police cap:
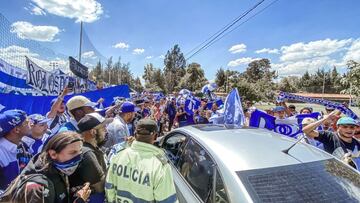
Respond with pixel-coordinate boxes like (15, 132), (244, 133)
(136, 119), (157, 135)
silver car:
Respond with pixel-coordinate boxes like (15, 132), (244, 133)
(159, 124), (360, 203)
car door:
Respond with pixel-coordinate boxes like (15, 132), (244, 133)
(161, 132), (198, 203)
(162, 132), (230, 203)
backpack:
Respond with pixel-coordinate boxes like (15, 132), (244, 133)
(0, 173), (55, 203)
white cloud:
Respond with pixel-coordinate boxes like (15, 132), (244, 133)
(11, 21), (60, 42)
(255, 48), (279, 54)
(0, 45), (67, 71)
(273, 57), (337, 76)
(133, 48), (145, 55)
(227, 57), (260, 67)
(145, 56), (153, 59)
(269, 38), (358, 76)
(84, 62), (95, 68)
(158, 55), (165, 59)
(31, 5), (46, 15)
(228, 43), (247, 54)
(82, 51), (96, 59)
(343, 39), (360, 63)
(280, 38), (352, 62)
(113, 42), (129, 49)
(32, 0), (103, 23)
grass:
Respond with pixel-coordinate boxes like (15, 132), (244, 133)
(255, 102), (360, 116)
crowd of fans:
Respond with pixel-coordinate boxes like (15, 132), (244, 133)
(0, 87), (359, 202)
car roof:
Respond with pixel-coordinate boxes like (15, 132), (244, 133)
(173, 125), (333, 172)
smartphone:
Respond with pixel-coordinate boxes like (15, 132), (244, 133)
(67, 78), (75, 89)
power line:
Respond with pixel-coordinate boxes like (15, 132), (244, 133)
(186, 0), (280, 61)
(184, 1), (264, 57)
(191, 0), (280, 58)
(185, 0), (265, 60)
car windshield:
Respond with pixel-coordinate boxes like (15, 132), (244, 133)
(236, 159), (360, 202)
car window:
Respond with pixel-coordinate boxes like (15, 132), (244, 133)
(177, 139), (214, 202)
(162, 133), (187, 165)
(212, 169), (229, 203)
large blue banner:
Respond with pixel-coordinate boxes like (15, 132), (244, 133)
(0, 85), (130, 115)
(250, 109), (321, 137)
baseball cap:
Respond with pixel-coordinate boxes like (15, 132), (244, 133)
(0, 109), (27, 137)
(78, 113), (113, 133)
(134, 99), (144, 105)
(273, 106), (286, 112)
(28, 114), (51, 125)
(336, 117), (357, 126)
(120, 102), (136, 113)
(66, 96), (97, 111)
(136, 119), (158, 135)
(301, 117), (316, 125)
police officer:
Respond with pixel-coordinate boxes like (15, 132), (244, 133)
(105, 119), (178, 203)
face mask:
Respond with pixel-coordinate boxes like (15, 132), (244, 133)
(53, 154), (82, 176)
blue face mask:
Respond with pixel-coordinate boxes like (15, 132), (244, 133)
(53, 154), (82, 176)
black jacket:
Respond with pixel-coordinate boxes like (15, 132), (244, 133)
(18, 154), (73, 203)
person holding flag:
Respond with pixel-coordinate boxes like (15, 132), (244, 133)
(303, 112), (360, 169)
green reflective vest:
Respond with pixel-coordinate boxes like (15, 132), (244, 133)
(105, 140), (178, 203)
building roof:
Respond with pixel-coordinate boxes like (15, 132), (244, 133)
(294, 93), (351, 99)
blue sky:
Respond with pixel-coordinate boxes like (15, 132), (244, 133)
(1, 0), (360, 80)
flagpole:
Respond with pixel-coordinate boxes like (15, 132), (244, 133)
(79, 21), (83, 63)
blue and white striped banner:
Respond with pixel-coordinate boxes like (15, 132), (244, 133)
(278, 92), (359, 120)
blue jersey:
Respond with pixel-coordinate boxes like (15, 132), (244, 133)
(21, 135), (44, 156)
(0, 138), (19, 190)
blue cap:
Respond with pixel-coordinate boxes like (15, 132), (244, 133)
(120, 102), (136, 113)
(0, 110), (27, 137)
(28, 114), (51, 125)
(336, 117), (357, 126)
(273, 106), (286, 112)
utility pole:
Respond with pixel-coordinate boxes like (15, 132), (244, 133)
(78, 21), (83, 63)
(226, 67), (229, 93)
(322, 70), (326, 99)
(349, 83), (352, 106)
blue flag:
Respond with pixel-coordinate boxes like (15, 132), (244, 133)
(223, 88), (245, 127)
(250, 110), (321, 137)
(185, 96), (200, 115)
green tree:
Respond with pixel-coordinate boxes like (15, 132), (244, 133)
(133, 77), (144, 92)
(278, 77), (298, 93)
(215, 67), (226, 92)
(163, 45), (186, 93)
(142, 63), (165, 92)
(89, 60), (103, 81)
(104, 57), (113, 84)
(178, 62), (208, 91)
(143, 63), (154, 84)
(234, 78), (261, 102)
(244, 59), (276, 83)
(341, 60), (360, 105)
